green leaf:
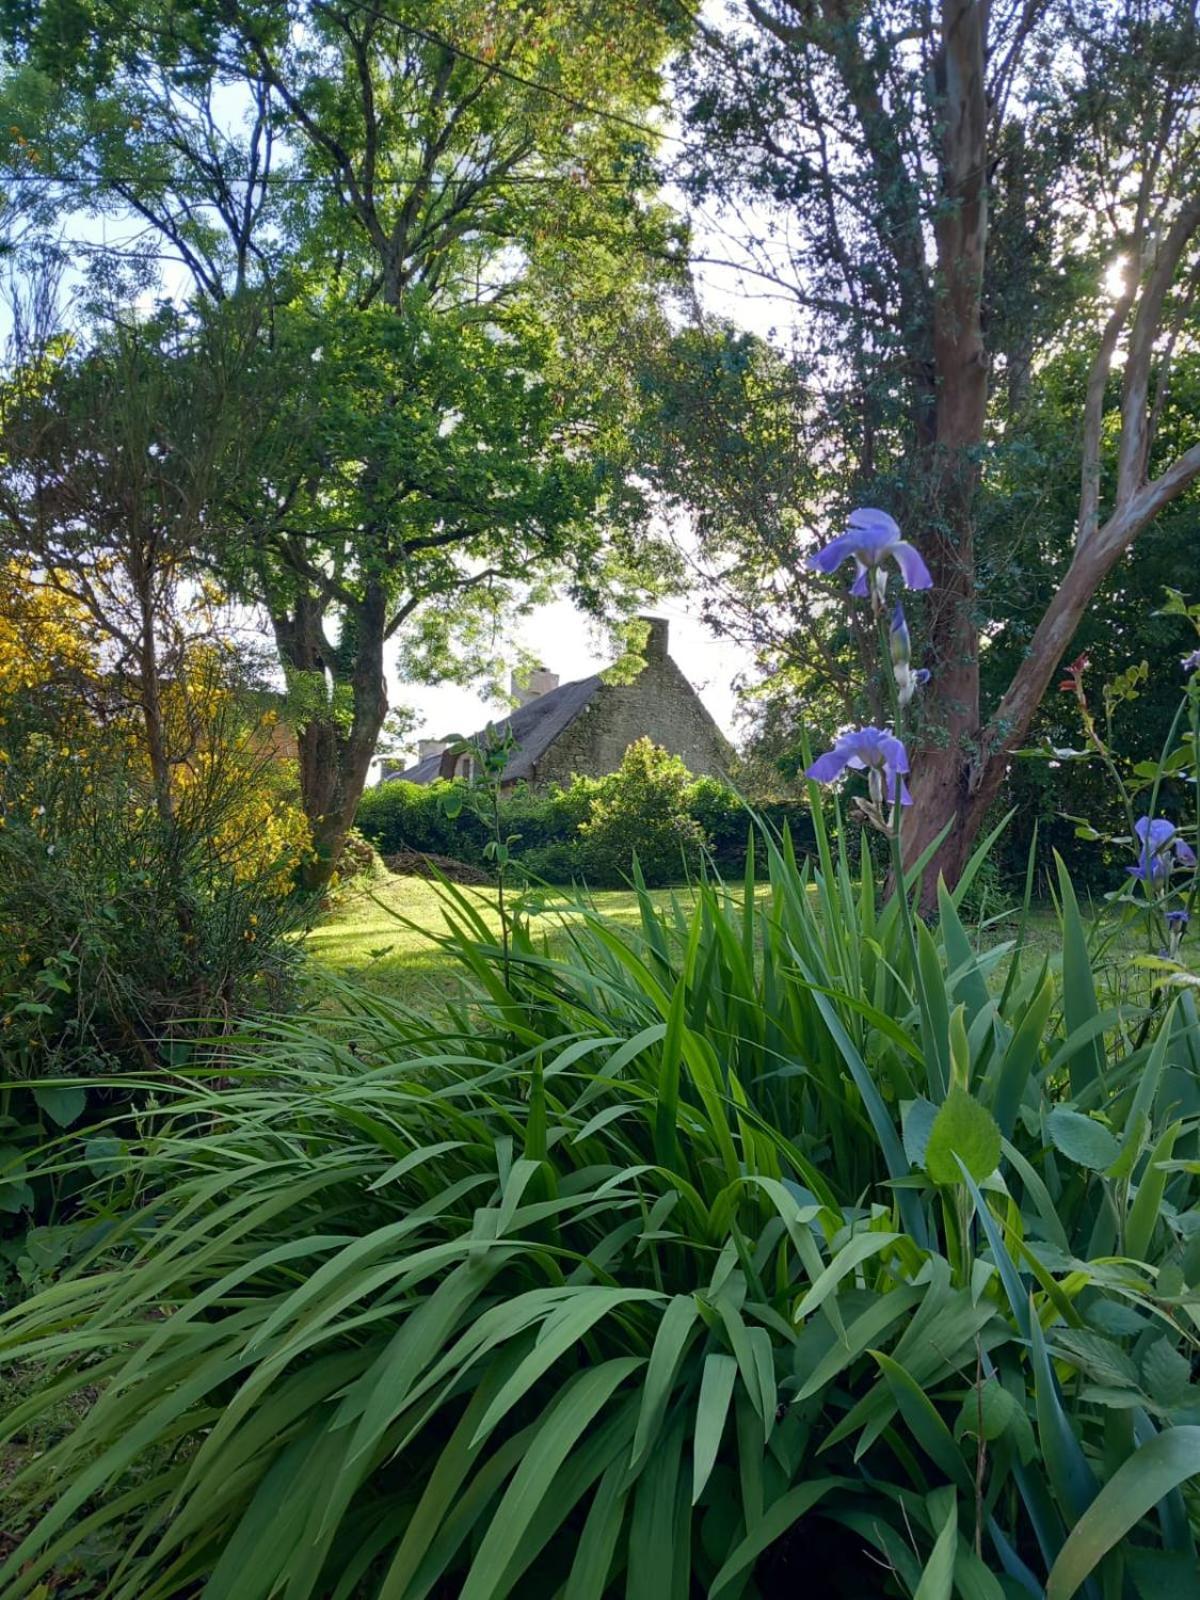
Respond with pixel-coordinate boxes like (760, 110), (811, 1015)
(32, 1084), (86, 1127)
(692, 1352), (736, 1504)
(913, 1490), (957, 1600)
(471, 1289), (663, 1447)
(459, 1358), (642, 1600)
(1140, 1340), (1191, 1410)
(872, 1350), (973, 1495)
(631, 1294), (699, 1473)
(1046, 1427), (1200, 1600)
(1055, 854), (1107, 1095)
(992, 974), (1053, 1139)
(1046, 1108), (1121, 1172)
(903, 1098), (938, 1169)
(563, 1461), (627, 1600)
(708, 1478), (846, 1600)
(0, 1178), (33, 1213)
(925, 1088), (1001, 1186)
(1126, 1121), (1182, 1261)
(793, 1231), (902, 1320)
(956, 1378), (1022, 1443)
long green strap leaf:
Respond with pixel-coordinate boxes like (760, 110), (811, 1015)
(1046, 1427), (1200, 1600)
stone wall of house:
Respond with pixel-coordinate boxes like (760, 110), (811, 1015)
(530, 620), (732, 786)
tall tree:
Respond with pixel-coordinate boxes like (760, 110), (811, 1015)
(0, 0), (683, 885)
(674, 0), (1200, 889)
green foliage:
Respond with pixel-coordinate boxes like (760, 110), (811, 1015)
(0, 0), (689, 887)
(357, 777), (496, 863)
(357, 749), (814, 887)
(5, 804), (1200, 1594)
(0, 705), (304, 1256)
(576, 738), (708, 887)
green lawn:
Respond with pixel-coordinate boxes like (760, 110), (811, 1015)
(305, 871), (1148, 1010)
(305, 874), (706, 1006)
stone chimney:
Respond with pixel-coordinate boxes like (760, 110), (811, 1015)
(418, 738), (448, 763)
(512, 664), (560, 706)
(639, 615), (670, 663)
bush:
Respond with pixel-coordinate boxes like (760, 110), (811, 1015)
(518, 838), (588, 883)
(578, 739), (709, 886)
(356, 777), (493, 865)
(4, 815), (1200, 1597)
(356, 746), (812, 886)
(0, 703), (307, 1245)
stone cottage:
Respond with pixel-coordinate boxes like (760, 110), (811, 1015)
(389, 618), (733, 788)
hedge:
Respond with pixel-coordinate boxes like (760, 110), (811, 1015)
(355, 756), (814, 888)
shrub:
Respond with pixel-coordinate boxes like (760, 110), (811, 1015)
(0, 702), (306, 1245)
(577, 738), (709, 886)
(4, 815), (1200, 1597)
(518, 837), (587, 883)
(356, 776), (492, 864)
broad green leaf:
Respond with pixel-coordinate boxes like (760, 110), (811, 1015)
(1126, 1122), (1182, 1261)
(471, 1289), (663, 1447)
(631, 1294), (699, 1472)
(1047, 1108), (1121, 1172)
(32, 1084), (87, 1127)
(925, 1088), (1001, 1186)
(913, 1490), (957, 1600)
(563, 1461), (627, 1600)
(872, 1350), (973, 1495)
(992, 974), (1053, 1139)
(459, 1358), (642, 1600)
(902, 1097), (938, 1169)
(708, 1477), (846, 1600)
(794, 1231), (902, 1321)
(1140, 1340), (1191, 1411)
(627, 1407), (688, 1600)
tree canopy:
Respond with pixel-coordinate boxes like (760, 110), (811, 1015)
(0, 0), (686, 882)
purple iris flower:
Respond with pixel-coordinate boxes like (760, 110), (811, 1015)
(806, 725), (912, 806)
(1127, 817), (1198, 883)
(1183, 649), (1200, 674)
(1166, 908), (1190, 928)
(808, 509), (933, 603)
(890, 602), (931, 706)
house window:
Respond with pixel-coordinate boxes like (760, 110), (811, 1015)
(454, 753), (475, 781)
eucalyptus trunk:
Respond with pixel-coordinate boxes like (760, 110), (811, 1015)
(900, 0), (988, 901)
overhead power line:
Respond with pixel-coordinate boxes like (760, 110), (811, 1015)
(325, 0), (685, 147)
(0, 165), (650, 190)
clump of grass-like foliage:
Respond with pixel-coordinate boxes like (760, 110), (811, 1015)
(3, 810), (1200, 1598)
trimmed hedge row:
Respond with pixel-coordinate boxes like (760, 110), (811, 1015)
(356, 763), (814, 888)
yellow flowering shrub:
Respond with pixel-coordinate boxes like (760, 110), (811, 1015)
(0, 577), (311, 892)
(0, 562), (100, 699)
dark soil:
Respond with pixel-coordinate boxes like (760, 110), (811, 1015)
(383, 850), (493, 887)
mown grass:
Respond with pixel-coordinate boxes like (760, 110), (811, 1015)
(306, 871), (1150, 1009)
(304, 874), (724, 1005)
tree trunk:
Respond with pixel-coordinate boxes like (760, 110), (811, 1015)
(134, 574), (175, 825)
(901, 0), (989, 904)
(273, 585), (389, 894)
